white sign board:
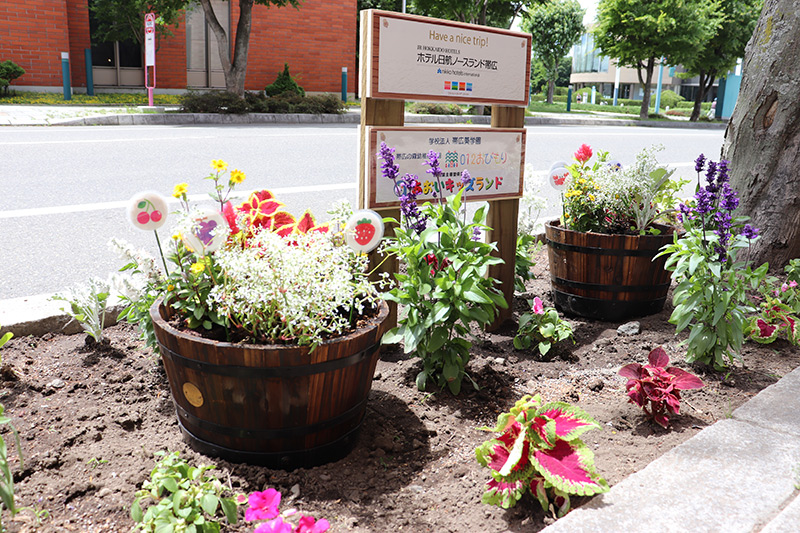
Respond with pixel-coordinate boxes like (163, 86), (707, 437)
(144, 12), (156, 67)
(360, 10), (531, 106)
(366, 127), (525, 209)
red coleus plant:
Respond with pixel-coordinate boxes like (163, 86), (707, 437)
(619, 346), (704, 429)
(475, 394), (608, 517)
(223, 189), (329, 242)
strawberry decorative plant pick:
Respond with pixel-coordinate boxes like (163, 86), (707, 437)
(619, 346), (704, 428)
(344, 209), (384, 253)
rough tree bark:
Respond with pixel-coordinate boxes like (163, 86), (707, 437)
(722, 0), (800, 268)
(689, 69), (716, 122)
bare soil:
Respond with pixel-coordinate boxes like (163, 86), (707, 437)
(2, 249), (799, 532)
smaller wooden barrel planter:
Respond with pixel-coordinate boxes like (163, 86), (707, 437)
(545, 220), (675, 321)
(150, 298), (390, 470)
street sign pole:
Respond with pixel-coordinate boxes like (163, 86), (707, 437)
(144, 13), (156, 107)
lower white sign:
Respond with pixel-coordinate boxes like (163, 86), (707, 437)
(366, 127), (525, 209)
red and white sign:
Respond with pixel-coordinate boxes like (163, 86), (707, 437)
(144, 13), (156, 67)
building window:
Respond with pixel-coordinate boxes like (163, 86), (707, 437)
(572, 33), (609, 74)
(89, 14), (142, 68)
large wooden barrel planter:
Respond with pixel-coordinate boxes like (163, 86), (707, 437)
(150, 298), (390, 470)
(545, 220), (675, 321)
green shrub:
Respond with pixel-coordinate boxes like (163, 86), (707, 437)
(295, 93), (345, 114)
(265, 63), (305, 97)
(408, 102), (463, 115)
(179, 91), (249, 114)
(0, 60), (25, 96)
(659, 89), (684, 109)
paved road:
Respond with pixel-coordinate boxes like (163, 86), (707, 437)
(0, 123), (725, 299)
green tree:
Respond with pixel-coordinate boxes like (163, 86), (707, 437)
(89, 0), (186, 46)
(530, 55), (571, 94)
(521, 0), (583, 104)
(410, 0), (542, 29)
(593, 0), (722, 120)
(681, 0), (762, 121)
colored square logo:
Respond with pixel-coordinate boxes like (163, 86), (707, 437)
(445, 81), (451, 90)
(459, 82), (466, 91)
(466, 83), (473, 92)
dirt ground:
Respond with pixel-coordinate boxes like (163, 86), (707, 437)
(2, 249), (799, 532)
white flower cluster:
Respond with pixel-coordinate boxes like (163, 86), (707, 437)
(208, 229), (379, 347)
(108, 237), (165, 300)
(593, 145), (674, 232)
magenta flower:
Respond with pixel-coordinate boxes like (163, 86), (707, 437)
(245, 488), (281, 521)
(532, 297), (544, 315)
(254, 516), (293, 533)
(782, 283), (789, 293)
(296, 515), (331, 533)
(573, 144), (592, 164)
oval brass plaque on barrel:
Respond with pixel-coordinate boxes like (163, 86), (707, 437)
(182, 382), (204, 407)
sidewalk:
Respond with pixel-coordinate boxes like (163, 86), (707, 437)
(0, 104), (728, 129)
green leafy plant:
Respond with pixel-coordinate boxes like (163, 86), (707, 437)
(476, 394), (609, 517)
(748, 274), (800, 345)
(0, 60), (25, 96)
(380, 145), (507, 395)
(0, 327), (21, 529)
(513, 297), (573, 356)
(514, 234), (541, 293)
(265, 63), (305, 98)
(658, 155), (765, 370)
(51, 277), (111, 343)
(131, 451), (238, 533)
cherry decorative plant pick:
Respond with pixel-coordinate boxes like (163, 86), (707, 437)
(619, 346), (704, 428)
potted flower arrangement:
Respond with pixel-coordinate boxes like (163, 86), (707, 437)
(115, 161), (389, 469)
(545, 144), (686, 321)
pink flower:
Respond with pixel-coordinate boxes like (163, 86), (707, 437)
(781, 283), (789, 292)
(790, 281), (798, 288)
(532, 297), (544, 315)
(296, 515), (331, 533)
(245, 488), (281, 522)
(254, 517), (293, 533)
(574, 144), (593, 164)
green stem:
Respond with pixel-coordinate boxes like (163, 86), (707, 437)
(154, 231), (170, 276)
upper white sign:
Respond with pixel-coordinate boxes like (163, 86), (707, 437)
(361, 10), (531, 106)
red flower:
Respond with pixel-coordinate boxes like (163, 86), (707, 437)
(574, 144), (593, 164)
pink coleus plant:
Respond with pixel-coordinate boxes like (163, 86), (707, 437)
(618, 346), (704, 429)
(475, 394), (608, 517)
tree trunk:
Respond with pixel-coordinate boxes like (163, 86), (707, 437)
(637, 58), (655, 120)
(690, 70), (716, 122)
(546, 79), (555, 104)
(199, 0), (252, 97)
(722, 0), (800, 268)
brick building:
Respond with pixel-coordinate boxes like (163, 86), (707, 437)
(0, 0), (356, 95)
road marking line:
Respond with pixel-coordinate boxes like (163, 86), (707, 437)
(0, 183), (357, 219)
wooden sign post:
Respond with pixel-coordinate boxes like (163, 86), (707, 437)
(359, 9), (531, 330)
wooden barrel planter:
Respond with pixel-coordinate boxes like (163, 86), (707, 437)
(545, 220), (675, 321)
(150, 298), (390, 470)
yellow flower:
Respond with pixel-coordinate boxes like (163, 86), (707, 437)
(167, 284), (175, 291)
(589, 194), (596, 202)
(190, 262), (205, 275)
(172, 182), (188, 198)
(229, 169), (246, 184)
(211, 159), (228, 172)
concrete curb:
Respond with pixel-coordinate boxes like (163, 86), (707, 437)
(49, 111), (727, 129)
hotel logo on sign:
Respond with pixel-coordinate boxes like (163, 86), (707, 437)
(444, 81), (472, 92)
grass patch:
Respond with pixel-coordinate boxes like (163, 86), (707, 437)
(0, 91), (182, 106)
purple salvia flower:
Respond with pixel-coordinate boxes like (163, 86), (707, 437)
(705, 161), (718, 185)
(471, 226), (482, 242)
(742, 224), (759, 239)
(425, 150), (443, 180)
(460, 169), (471, 186)
(694, 154), (706, 173)
(695, 188), (714, 216)
(716, 160), (730, 186)
(720, 182), (739, 211)
(398, 173), (426, 235)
